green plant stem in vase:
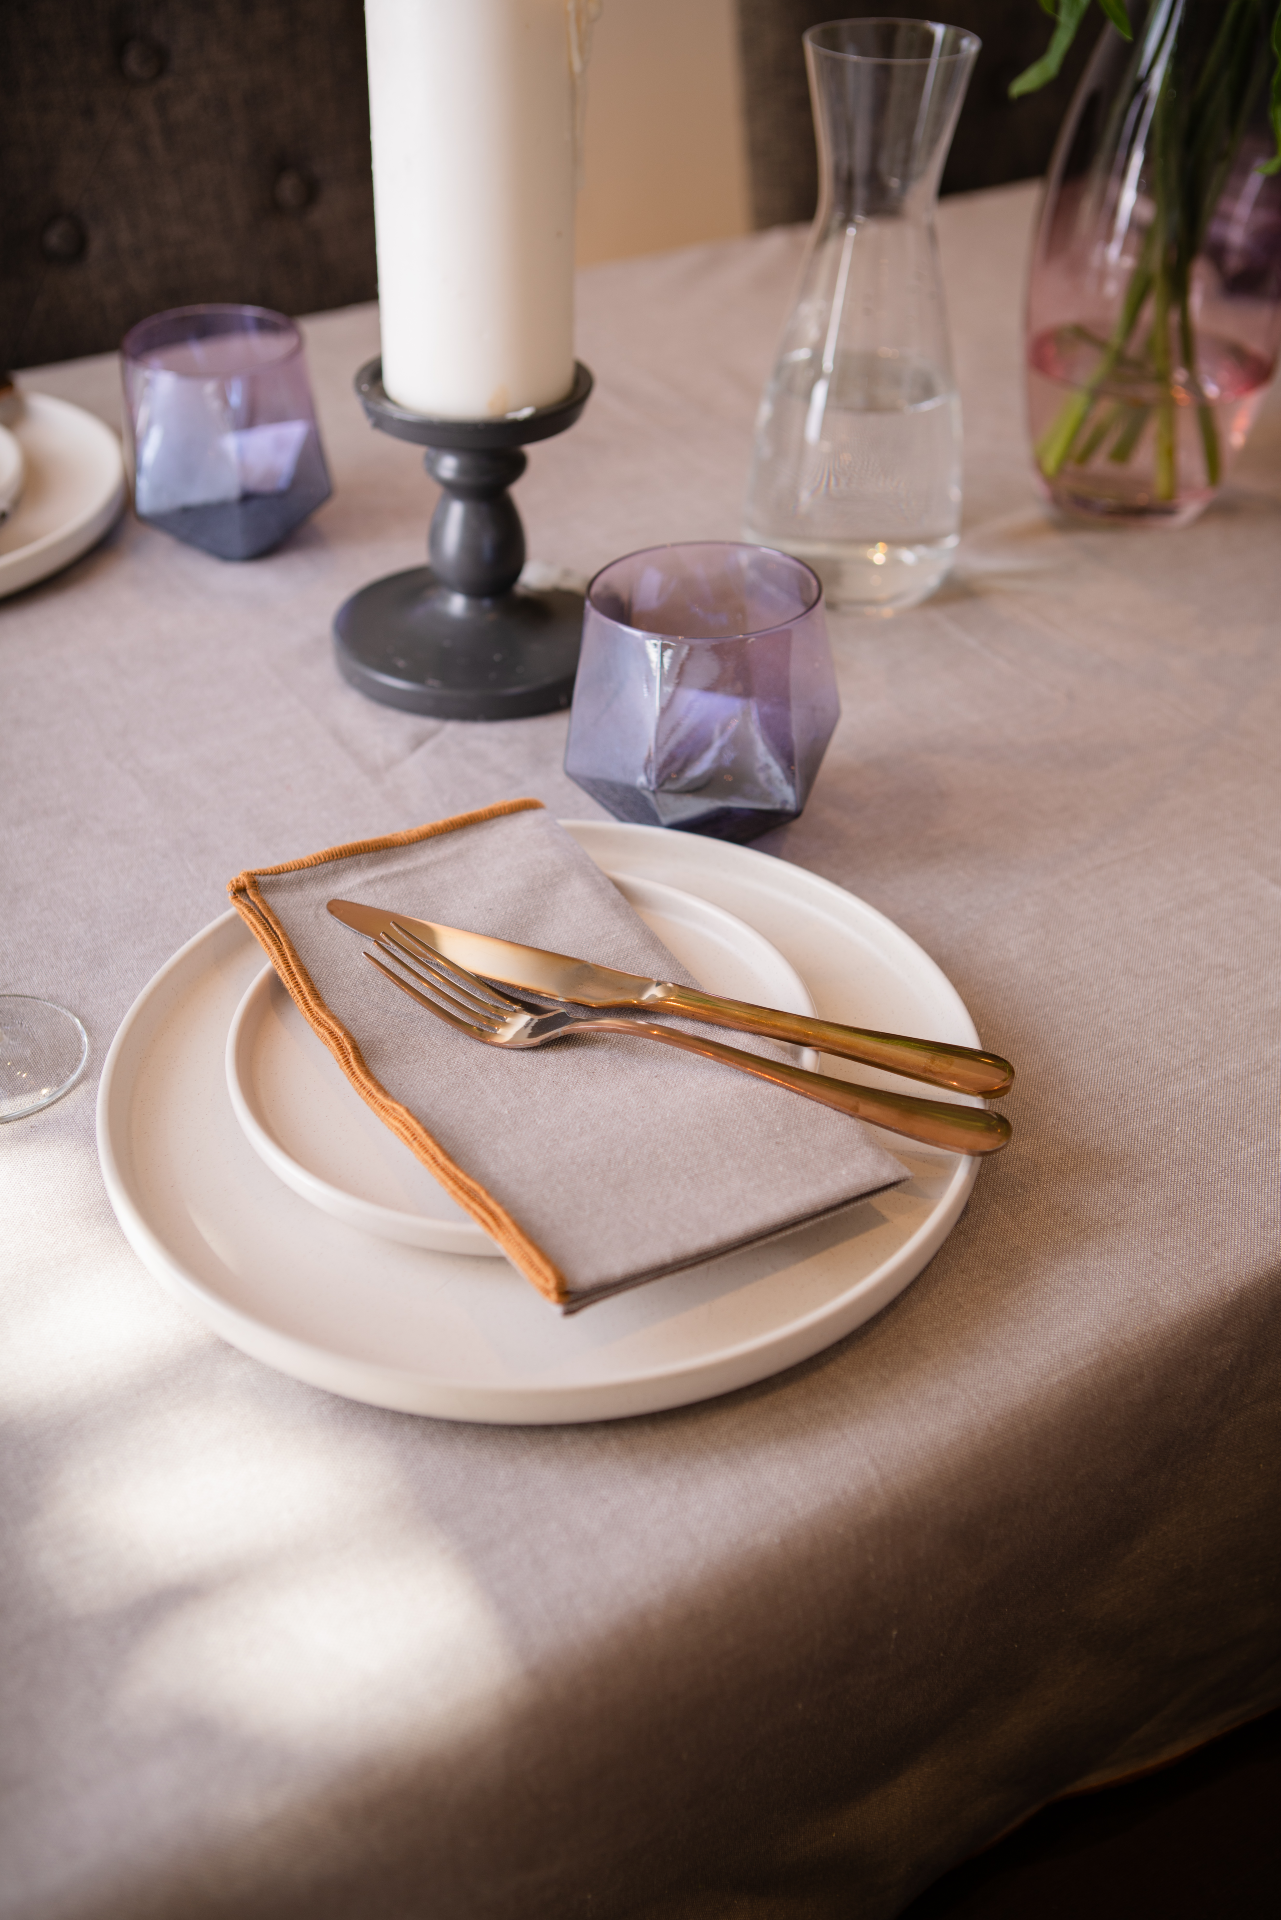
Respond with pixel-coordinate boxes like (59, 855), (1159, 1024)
(1020, 0), (1281, 524)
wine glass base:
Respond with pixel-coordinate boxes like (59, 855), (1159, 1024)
(0, 996), (89, 1122)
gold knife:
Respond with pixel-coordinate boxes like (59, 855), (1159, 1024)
(327, 898), (1013, 1097)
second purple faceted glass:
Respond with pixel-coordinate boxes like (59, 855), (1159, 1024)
(564, 541), (839, 842)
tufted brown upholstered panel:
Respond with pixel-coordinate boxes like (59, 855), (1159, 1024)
(1, 0), (377, 368)
(735, 0), (1101, 231)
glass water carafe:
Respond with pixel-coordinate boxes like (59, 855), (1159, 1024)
(744, 19), (979, 615)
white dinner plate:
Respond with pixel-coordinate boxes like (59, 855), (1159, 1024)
(97, 823), (984, 1424)
(224, 872), (819, 1256)
(0, 393), (126, 600)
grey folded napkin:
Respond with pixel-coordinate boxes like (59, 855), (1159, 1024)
(229, 799), (907, 1311)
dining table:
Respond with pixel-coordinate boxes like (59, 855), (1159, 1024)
(3, 178), (1280, 1920)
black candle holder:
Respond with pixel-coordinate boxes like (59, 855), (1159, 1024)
(333, 358), (593, 720)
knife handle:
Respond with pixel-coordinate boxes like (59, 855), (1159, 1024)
(596, 1022), (1011, 1156)
(652, 985), (1014, 1097)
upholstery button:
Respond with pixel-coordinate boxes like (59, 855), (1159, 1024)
(120, 37), (166, 84)
(41, 214), (86, 263)
(273, 167), (316, 213)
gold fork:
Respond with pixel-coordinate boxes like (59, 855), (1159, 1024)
(363, 923), (1012, 1157)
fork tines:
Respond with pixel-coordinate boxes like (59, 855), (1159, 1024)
(365, 925), (522, 1035)
(387, 923), (514, 1010)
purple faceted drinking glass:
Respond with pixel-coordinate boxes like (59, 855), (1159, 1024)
(564, 542), (839, 843)
(121, 304), (331, 560)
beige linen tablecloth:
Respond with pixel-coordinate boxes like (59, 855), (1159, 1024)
(3, 182), (1280, 1919)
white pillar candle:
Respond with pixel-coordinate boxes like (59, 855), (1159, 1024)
(366, 0), (592, 421)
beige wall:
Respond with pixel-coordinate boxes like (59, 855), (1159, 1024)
(575, 0), (752, 265)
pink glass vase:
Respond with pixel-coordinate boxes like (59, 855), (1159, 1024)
(1025, 0), (1281, 527)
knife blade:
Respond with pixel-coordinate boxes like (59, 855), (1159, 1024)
(327, 897), (1014, 1097)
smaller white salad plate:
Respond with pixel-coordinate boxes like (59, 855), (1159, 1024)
(225, 873), (818, 1256)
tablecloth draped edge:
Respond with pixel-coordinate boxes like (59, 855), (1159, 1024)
(225, 795), (570, 1307)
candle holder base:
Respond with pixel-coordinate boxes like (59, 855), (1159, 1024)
(334, 359), (593, 721)
(334, 568), (585, 720)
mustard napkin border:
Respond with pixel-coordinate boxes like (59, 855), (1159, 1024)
(227, 796), (571, 1307)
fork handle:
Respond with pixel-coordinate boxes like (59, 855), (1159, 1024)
(652, 985), (1013, 1098)
(592, 1020), (1011, 1156)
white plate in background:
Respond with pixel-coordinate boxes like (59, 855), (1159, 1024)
(224, 872), (818, 1256)
(0, 393), (126, 599)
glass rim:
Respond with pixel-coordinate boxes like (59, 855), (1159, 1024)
(804, 18), (981, 64)
(586, 540), (823, 643)
(120, 302), (303, 371)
